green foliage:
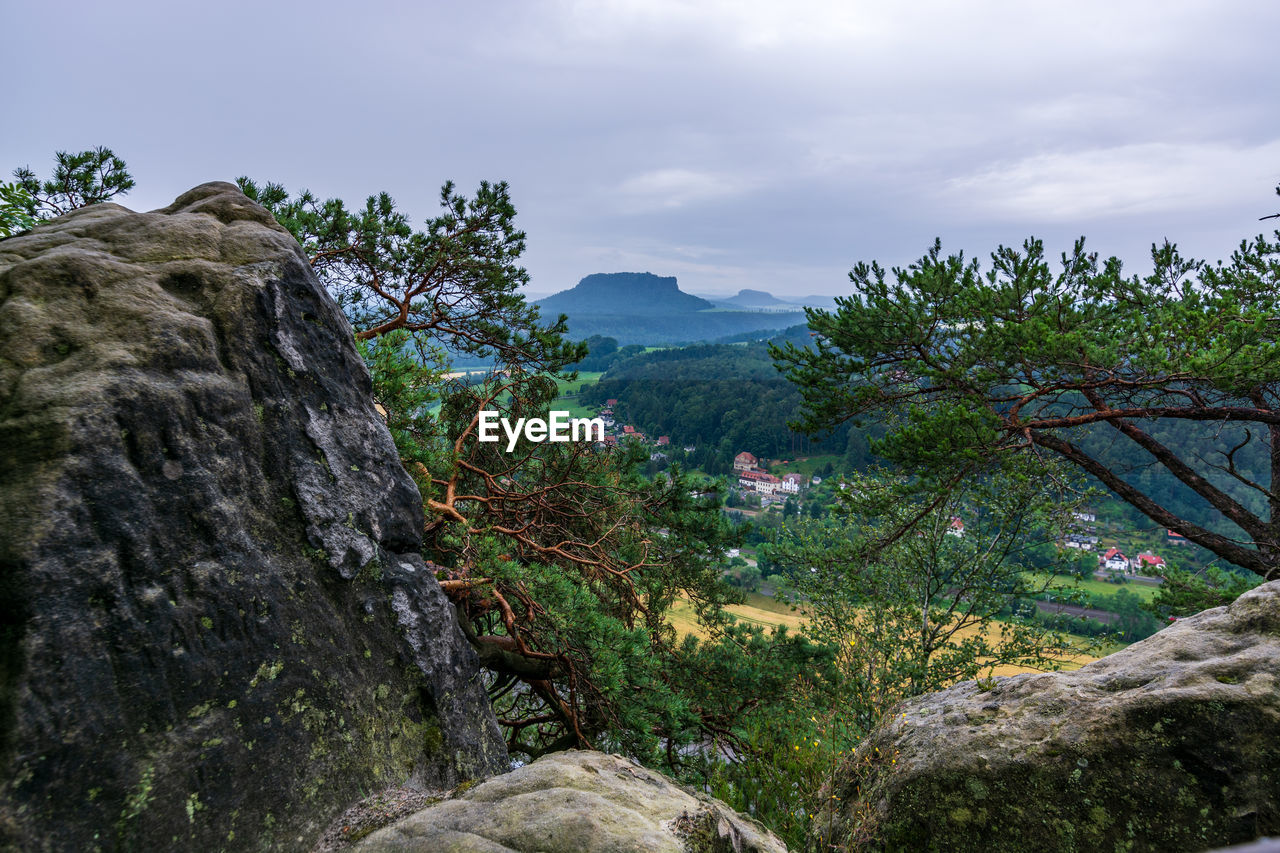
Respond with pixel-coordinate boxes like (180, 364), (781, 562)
(774, 229), (1280, 579)
(13, 146), (134, 217)
(568, 335), (634, 371)
(1106, 587), (1162, 642)
(710, 458), (1099, 847)
(0, 182), (37, 238)
(580, 340), (859, 467)
(354, 330), (446, 475)
(237, 176), (584, 371)
(769, 459), (1090, 723)
(1145, 564), (1260, 619)
(694, 662), (844, 850)
(247, 171), (816, 780)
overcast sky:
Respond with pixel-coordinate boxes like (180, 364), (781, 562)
(5, 1), (1278, 297)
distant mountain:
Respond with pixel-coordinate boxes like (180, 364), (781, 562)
(796, 294), (840, 309)
(696, 290), (841, 310)
(720, 288), (788, 308)
(536, 272), (715, 316)
(534, 273), (807, 344)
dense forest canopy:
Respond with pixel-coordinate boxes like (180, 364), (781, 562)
(579, 331), (865, 464)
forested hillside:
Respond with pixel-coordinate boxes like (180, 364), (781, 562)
(579, 333), (865, 466)
(561, 309), (809, 345)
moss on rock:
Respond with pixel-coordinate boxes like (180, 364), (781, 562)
(0, 185), (506, 852)
(809, 581), (1280, 852)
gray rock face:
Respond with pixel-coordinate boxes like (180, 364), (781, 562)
(808, 581), (1280, 852)
(350, 750), (788, 853)
(0, 184), (507, 851)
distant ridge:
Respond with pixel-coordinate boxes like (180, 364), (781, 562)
(694, 290), (841, 310)
(720, 288), (788, 308)
(796, 294), (839, 309)
(536, 272), (715, 316)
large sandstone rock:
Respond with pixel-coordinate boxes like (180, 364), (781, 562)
(807, 580), (1280, 852)
(0, 184), (507, 851)
(350, 750), (788, 853)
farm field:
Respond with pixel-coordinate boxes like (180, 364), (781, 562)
(549, 371), (604, 418)
(554, 371), (603, 394)
(1032, 573), (1160, 604)
(667, 592), (1112, 676)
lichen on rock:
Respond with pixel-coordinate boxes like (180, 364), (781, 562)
(0, 184), (506, 851)
(808, 581), (1280, 853)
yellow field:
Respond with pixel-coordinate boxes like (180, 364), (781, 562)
(668, 593), (1107, 675)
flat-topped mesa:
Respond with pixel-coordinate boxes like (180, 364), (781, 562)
(808, 580), (1280, 852)
(536, 271), (716, 315)
(0, 183), (506, 851)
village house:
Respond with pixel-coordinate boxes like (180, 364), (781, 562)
(1135, 552), (1165, 571)
(778, 473), (803, 494)
(738, 469), (781, 495)
(1102, 547), (1129, 573)
(733, 451), (759, 472)
(1062, 532), (1098, 551)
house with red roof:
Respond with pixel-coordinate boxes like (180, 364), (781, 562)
(1103, 548), (1128, 572)
(1136, 552), (1165, 571)
(733, 451), (759, 472)
(738, 470), (782, 495)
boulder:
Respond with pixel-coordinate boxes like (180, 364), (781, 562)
(0, 184), (507, 851)
(808, 581), (1280, 852)
(350, 750), (788, 853)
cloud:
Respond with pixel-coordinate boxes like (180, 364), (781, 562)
(564, 241), (840, 295)
(4, 1), (1278, 298)
(540, 0), (885, 55)
(945, 140), (1280, 223)
(614, 168), (759, 210)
